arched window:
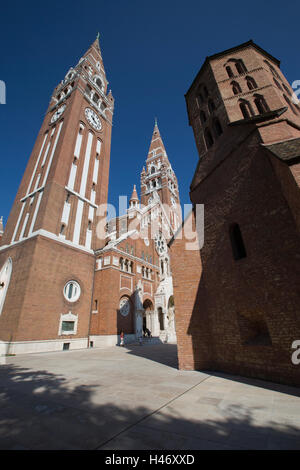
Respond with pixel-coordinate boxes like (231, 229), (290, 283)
(200, 110), (206, 124)
(229, 224), (247, 260)
(283, 94), (298, 115)
(204, 128), (214, 148)
(0, 258), (12, 316)
(235, 59), (247, 75)
(231, 81), (242, 95)
(151, 166), (156, 174)
(246, 76), (257, 90)
(239, 100), (254, 119)
(254, 94), (269, 114)
(85, 84), (92, 96)
(95, 77), (103, 90)
(197, 92), (204, 106)
(273, 78), (282, 91)
(226, 66), (234, 78)
(208, 99), (215, 113)
(93, 93), (99, 104)
(282, 83), (292, 97)
(213, 118), (223, 136)
(264, 60), (281, 80)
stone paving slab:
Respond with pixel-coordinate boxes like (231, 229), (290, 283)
(0, 343), (299, 450)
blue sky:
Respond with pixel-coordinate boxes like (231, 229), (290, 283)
(0, 0), (299, 224)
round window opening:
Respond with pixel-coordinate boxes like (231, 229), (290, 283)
(64, 280), (81, 302)
(119, 297), (130, 317)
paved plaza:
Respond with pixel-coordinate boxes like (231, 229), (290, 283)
(0, 342), (299, 450)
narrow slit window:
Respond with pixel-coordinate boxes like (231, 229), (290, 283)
(229, 224), (247, 260)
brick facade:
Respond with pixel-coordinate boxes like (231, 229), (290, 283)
(0, 38), (178, 353)
(170, 41), (300, 387)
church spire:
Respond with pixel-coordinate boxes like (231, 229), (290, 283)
(130, 184), (139, 202)
(147, 118), (167, 161)
(129, 185), (139, 210)
(81, 33), (103, 66)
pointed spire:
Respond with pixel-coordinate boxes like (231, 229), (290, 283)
(130, 184), (139, 202)
(129, 185), (139, 210)
(146, 118), (167, 160)
(93, 32), (101, 52)
(82, 33), (103, 63)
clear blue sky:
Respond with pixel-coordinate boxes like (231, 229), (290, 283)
(1, 0), (299, 224)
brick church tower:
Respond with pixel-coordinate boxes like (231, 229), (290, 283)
(0, 36), (114, 354)
(170, 40), (300, 387)
(140, 120), (181, 233)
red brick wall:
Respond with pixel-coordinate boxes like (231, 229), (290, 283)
(176, 42), (300, 387)
(0, 235), (94, 342)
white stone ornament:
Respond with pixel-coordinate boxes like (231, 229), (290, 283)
(51, 104), (66, 123)
(119, 297), (130, 317)
(85, 107), (102, 131)
(155, 232), (167, 255)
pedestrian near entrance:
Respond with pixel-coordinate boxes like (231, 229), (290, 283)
(120, 330), (124, 347)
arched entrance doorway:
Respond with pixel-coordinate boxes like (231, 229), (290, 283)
(158, 307), (164, 331)
(143, 299), (154, 336)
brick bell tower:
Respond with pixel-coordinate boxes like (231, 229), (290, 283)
(140, 120), (181, 233)
(170, 40), (300, 386)
(0, 35), (114, 354)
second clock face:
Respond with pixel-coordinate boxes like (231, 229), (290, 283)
(51, 104), (66, 123)
(85, 107), (102, 131)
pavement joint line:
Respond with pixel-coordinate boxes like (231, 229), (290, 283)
(128, 422), (245, 450)
(94, 374), (212, 450)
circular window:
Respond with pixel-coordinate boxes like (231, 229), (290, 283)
(63, 281), (81, 302)
(155, 232), (167, 255)
(119, 297), (131, 317)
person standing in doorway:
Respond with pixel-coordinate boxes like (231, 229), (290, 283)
(120, 330), (125, 347)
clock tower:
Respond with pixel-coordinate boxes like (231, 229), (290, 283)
(0, 36), (114, 354)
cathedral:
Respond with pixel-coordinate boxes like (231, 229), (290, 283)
(1, 36), (299, 389)
(0, 36), (179, 354)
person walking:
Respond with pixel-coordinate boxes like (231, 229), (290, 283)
(120, 330), (125, 347)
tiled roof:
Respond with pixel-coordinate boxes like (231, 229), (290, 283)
(264, 137), (300, 162)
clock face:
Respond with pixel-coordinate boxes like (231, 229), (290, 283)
(119, 297), (130, 317)
(51, 104), (66, 123)
(85, 107), (102, 131)
(155, 232), (167, 255)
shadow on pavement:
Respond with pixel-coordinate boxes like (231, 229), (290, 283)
(0, 361), (299, 450)
(123, 342), (179, 369)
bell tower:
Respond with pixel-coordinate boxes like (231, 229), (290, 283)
(0, 35), (114, 354)
(140, 120), (181, 232)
